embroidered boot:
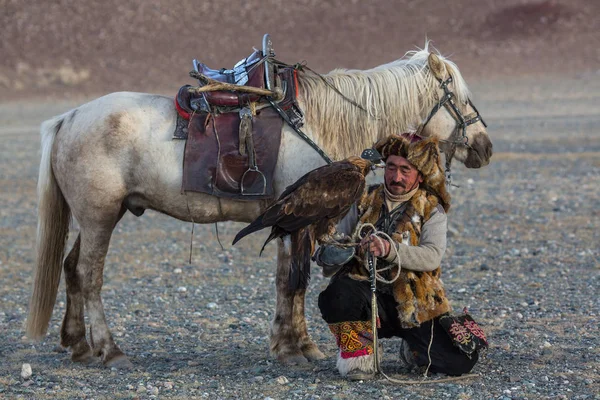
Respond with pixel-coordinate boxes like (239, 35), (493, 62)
(327, 320), (379, 380)
(398, 338), (418, 370)
(337, 343), (383, 381)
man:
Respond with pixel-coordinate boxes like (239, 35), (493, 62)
(316, 134), (482, 380)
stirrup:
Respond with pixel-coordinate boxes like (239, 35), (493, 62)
(240, 166), (267, 196)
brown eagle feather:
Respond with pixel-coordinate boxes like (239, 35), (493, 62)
(233, 156), (373, 289)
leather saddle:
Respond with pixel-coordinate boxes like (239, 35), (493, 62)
(174, 34), (304, 201)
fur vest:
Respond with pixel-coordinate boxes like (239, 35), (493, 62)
(348, 184), (451, 328)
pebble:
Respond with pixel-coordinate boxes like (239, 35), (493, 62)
(207, 302), (218, 309)
(177, 286), (187, 292)
(20, 363), (32, 379)
(275, 375), (289, 384)
(174, 268), (182, 274)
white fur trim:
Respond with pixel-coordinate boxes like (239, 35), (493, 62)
(336, 346), (383, 376)
(337, 352), (375, 376)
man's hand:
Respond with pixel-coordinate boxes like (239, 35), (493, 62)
(360, 234), (390, 258)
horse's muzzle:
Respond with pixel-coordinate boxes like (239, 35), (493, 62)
(464, 133), (493, 168)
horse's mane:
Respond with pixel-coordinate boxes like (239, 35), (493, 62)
(297, 42), (472, 160)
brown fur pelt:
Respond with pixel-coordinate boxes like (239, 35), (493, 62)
(349, 185), (451, 328)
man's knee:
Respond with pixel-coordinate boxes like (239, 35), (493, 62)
(318, 276), (370, 323)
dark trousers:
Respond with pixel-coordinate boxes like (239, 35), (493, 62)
(318, 275), (478, 376)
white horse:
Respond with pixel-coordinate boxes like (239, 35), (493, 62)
(26, 45), (492, 368)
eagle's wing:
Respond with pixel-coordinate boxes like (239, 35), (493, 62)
(263, 164), (367, 231)
(232, 161), (366, 246)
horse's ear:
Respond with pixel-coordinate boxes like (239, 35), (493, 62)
(428, 53), (447, 80)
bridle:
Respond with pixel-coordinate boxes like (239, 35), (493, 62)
(420, 76), (487, 146)
(416, 75), (488, 185)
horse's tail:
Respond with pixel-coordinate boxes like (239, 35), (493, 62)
(26, 115), (71, 340)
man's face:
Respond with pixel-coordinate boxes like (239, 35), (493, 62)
(384, 155), (423, 196)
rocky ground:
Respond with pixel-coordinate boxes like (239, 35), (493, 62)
(0, 74), (598, 399)
(1, 1), (599, 398)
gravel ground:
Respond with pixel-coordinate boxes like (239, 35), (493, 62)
(0, 76), (599, 399)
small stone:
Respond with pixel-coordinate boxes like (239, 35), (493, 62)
(509, 375), (521, 383)
(173, 268), (182, 274)
(207, 302), (218, 309)
(275, 375), (289, 385)
(516, 313), (523, 319)
(479, 263), (490, 271)
(164, 381), (174, 390)
(20, 364), (32, 379)
(542, 341), (552, 348)
(147, 386), (159, 395)
(177, 286), (187, 293)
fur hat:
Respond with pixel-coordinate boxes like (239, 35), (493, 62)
(374, 134), (451, 211)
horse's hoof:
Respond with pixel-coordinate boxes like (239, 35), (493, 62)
(301, 345), (326, 361)
(105, 354), (133, 369)
(278, 352), (309, 365)
(72, 351), (95, 364)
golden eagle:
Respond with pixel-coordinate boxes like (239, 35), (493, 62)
(233, 150), (382, 289)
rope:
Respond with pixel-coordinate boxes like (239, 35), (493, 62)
(272, 58), (378, 119)
(348, 223), (479, 385)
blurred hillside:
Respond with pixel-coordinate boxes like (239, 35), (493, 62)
(1, 0), (598, 101)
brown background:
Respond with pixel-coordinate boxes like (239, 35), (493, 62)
(1, 0), (598, 102)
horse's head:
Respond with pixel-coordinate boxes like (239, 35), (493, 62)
(419, 53), (492, 169)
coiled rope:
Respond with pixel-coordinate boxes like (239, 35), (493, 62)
(348, 223), (479, 384)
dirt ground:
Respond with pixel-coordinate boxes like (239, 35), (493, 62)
(1, 1), (599, 399)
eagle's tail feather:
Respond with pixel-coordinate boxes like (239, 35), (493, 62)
(289, 227), (314, 290)
(232, 217), (266, 245)
(259, 227), (285, 256)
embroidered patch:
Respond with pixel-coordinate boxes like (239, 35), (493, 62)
(439, 313), (488, 356)
(328, 321), (374, 359)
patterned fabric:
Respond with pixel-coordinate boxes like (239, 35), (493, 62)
(439, 313), (488, 357)
(328, 320), (374, 359)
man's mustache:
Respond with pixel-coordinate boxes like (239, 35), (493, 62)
(390, 181), (404, 188)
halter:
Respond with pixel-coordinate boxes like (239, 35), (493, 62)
(418, 76), (487, 185)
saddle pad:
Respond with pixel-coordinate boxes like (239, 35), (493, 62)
(181, 107), (283, 200)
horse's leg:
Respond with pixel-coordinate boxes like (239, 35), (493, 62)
(271, 239), (308, 364)
(60, 207), (127, 364)
(76, 208), (131, 368)
(292, 290), (326, 361)
(60, 235), (92, 362)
